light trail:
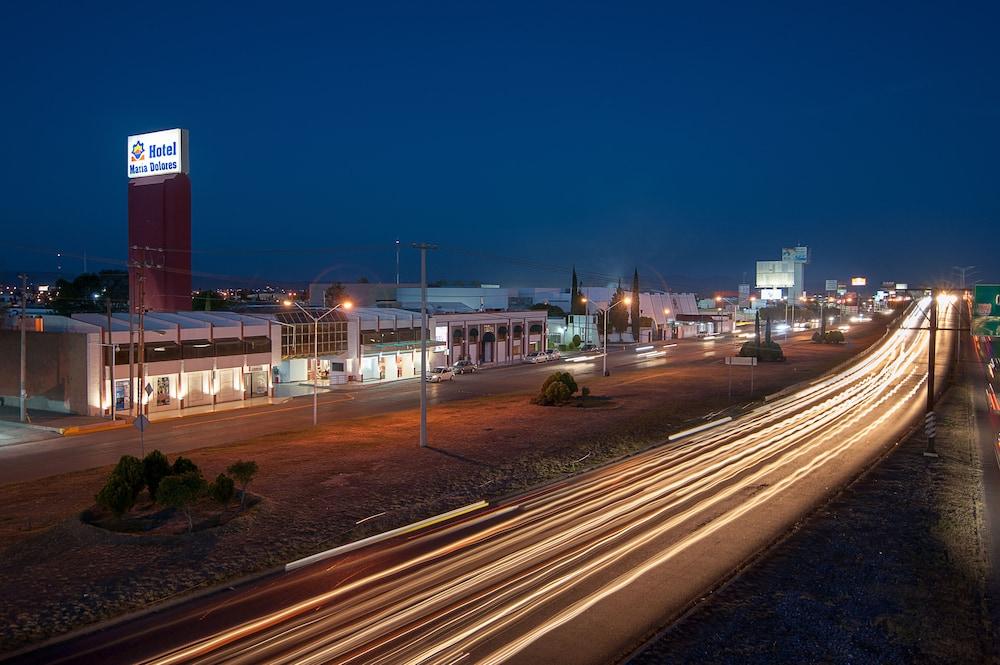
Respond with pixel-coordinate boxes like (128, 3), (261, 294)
(80, 299), (948, 665)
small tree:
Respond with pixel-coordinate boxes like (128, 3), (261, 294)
(571, 334), (582, 349)
(533, 371), (579, 405)
(142, 450), (172, 501)
(172, 456), (199, 476)
(157, 472), (206, 532)
(227, 460), (259, 511)
(112, 455), (145, 500)
(209, 473), (235, 507)
(96, 474), (135, 518)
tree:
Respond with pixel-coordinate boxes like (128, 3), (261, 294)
(630, 268), (640, 341)
(325, 283), (350, 307)
(227, 460), (259, 510)
(754, 311), (761, 348)
(570, 267), (584, 316)
(172, 456), (199, 475)
(609, 282), (629, 334)
(529, 303), (566, 317)
(50, 273), (103, 315)
(142, 450), (172, 501)
(192, 290), (229, 311)
(157, 472), (206, 532)
(112, 455), (145, 500)
(765, 316), (773, 345)
(532, 372), (578, 406)
(96, 475), (135, 518)
(209, 473), (235, 507)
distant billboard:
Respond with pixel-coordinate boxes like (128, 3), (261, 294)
(851, 277), (867, 286)
(760, 288), (784, 301)
(756, 260), (795, 288)
(895, 283), (908, 290)
(738, 283), (750, 307)
(824, 279), (838, 292)
(973, 285), (1000, 337)
(781, 246), (809, 264)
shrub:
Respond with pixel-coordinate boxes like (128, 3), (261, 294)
(157, 472), (206, 532)
(812, 331), (822, 342)
(558, 344), (568, 352)
(825, 330), (845, 343)
(142, 450), (171, 501)
(96, 474), (135, 517)
(572, 334), (582, 348)
(533, 371), (579, 405)
(738, 341), (785, 362)
(172, 456), (199, 476)
(581, 386), (591, 398)
(543, 381), (572, 405)
(112, 455), (145, 500)
(227, 460), (259, 510)
(209, 473), (235, 507)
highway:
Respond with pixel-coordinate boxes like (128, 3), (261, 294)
(0, 329), (821, 484)
(12, 298), (953, 665)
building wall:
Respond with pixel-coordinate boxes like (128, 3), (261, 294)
(0, 330), (91, 414)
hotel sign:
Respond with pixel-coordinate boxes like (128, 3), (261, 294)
(127, 128), (189, 178)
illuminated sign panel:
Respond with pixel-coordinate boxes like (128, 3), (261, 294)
(756, 260), (795, 288)
(825, 279), (838, 292)
(781, 246), (809, 263)
(127, 128), (188, 178)
(850, 277), (867, 286)
(973, 284), (1000, 337)
(760, 288), (784, 301)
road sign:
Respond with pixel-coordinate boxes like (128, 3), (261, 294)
(973, 284), (1000, 337)
(144, 383), (154, 397)
(133, 414), (149, 432)
(825, 279), (838, 292)
(725, 356), (758, 366)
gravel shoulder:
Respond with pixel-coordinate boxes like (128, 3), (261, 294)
(631, 379), (995, 665)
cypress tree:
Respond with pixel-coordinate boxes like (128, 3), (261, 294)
(570, 267), (580, 315)
(630, 268), (640, 341)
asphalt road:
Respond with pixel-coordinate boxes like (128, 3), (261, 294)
(0, 330), (821, 485)
(9, 300), (951, 665)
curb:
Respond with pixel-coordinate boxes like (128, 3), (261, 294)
(62, 420), (134, 437)
(285, 500), (490, 571)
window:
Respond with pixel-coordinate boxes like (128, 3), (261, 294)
(498, 325), (509, 341)
(143, 341), (181, 362)
(215, 338), (244, 356)
(181, 339), (215, 359)
(468, 327), (479, 341)
(244, 336), (272, 354)
(513, 325), (523, 339)
(453, 328), (464, 342)
(529, 324), (543, 334)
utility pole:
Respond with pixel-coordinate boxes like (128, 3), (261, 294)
(413, 242), (437, 447)
(924, 290), (938, 457)
(395, 238), (401, 286)
(18, 273), (28, 423)
(953, 266), (974, 370)
(137, 263), (146, 416)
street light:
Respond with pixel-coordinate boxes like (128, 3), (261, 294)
(598, 296), (631, 377)
(284, 299), (352, 427)
(715, 296), (738, 333)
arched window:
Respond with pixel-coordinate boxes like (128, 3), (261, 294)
(452, 328), (464, 342)
(513, 325), (523, 339)
(529, 323), (543, 334)
(498, 325), (509, 341)
(468, 327), (479, 341)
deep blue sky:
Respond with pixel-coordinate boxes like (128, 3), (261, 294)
(1, 1), (997, 291)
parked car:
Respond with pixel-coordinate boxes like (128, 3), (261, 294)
(544, 349), (561, 361)
(580, 343), (598, 352)
(524, 351), (548, 363)
(427, 367), (455, 382)
(452, 359), (479, 374)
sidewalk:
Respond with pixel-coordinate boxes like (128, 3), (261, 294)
(0, 406), (129, 437)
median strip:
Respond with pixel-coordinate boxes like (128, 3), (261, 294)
(285, 500), (489, 571)
(667, 417), (733, 442)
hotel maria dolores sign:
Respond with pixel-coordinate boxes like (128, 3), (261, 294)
(127, 128), (189, 178)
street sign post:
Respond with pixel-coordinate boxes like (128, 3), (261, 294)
(726, 356), (758, 398)
(133, 413), (150, 457)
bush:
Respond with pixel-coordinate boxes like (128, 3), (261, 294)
(96, 474), (135, 517)
(738, 341), (785, 362)
(227, 460), (259, 510)
(533, 371), (579, 405)
(157, 472), (206, 532)
(572, 334), (582, 348)
(112, 455), (145, 500)
(142, 450), (171, 501)
(812, 331), (822, 342)
(581, 386), (591, 398)
(172, 456), (199, 476)
(209, 473), (235, 507)
(825, 330), (845, 343)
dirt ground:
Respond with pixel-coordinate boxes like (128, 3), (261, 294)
(632, 379), (994, 665)
(0, 324), (886, 652)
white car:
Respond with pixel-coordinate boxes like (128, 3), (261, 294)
(524, 351), (548, 364)
(544, 349), (561, 361)
(427, 367), (455, 382)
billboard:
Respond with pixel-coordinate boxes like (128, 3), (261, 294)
(760, 288), (784, 301)
(781, 246), (809, 263)
(851, 277), (867, 286)
(973, 285), (1000, 337)
(127, 128), (189, 179)
(825, 279), (838, 292)
(756, 260), (795, 288)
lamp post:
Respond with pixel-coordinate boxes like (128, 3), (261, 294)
(284, 299), (352, 427)
(599, 296), (632, 377)
(714, 296), (738, 334)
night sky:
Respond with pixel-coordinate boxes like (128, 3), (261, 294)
(2, 2), (997, 291)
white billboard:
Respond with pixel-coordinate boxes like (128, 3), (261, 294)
(127, 128), (188, 179)
(756, 260), (795, 288)
(760, 288), (784, 301)
(825, 279), (838, 292)
(851, 276), (867, 287)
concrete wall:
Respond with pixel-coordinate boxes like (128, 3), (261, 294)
(0, 330), (91, 414)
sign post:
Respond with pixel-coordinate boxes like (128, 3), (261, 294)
(725, 356), (758, 398)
